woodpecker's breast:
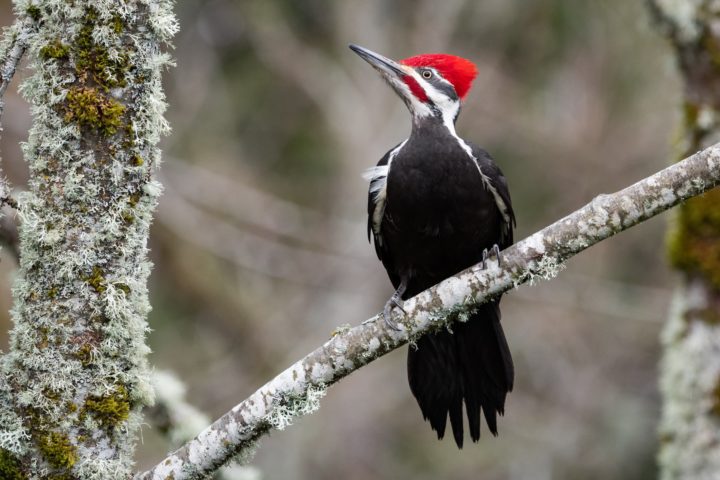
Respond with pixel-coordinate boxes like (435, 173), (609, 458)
(377, 131), (502, 294)
(385, 135), (499, 239)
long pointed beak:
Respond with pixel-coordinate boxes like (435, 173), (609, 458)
(349, 44), (406, 79)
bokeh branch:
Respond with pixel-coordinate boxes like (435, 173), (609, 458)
(139, 144), (720, 480)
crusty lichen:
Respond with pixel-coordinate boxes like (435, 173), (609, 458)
(265, 384), (327, 431)
(659, 285), (720, 479)
(652, 2), (720, 479)
(0, 0), (177, 477)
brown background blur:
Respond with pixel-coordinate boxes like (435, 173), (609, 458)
(0, 1), (681, 479)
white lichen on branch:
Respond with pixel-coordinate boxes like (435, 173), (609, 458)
(0, 0), (177, 478)
(147, 371), (263, 480)
(138, 144), (720, 480)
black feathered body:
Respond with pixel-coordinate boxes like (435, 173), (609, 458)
(368, 119), (515, 448)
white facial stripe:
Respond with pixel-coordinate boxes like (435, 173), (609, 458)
(385, 66), (433, 118)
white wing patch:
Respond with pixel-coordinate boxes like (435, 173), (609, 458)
(364, 140), (407, 244)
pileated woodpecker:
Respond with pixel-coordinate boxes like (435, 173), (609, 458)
(350, 44), (515, 448)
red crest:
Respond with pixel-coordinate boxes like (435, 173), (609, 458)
(400, 54), (478, 100)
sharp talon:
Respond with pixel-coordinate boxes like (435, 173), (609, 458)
(482, 248), (489, 269)
(383, 301), (401, 330)
(384, 296), (404, 330)
(392, 296), (406, 314)
(492, 244), (502, 266)
(382, 279), (408, 331)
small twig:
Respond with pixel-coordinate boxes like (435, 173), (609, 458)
(0, 19), (31, 122)
(0, 211), (20, 262)
(0, 18), (31, 238)
(137, 144), (720, 480)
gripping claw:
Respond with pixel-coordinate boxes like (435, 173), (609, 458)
(382, 278), (408, 330)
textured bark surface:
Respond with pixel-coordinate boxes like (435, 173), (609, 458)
(649, 2), (720, 479)
(138, 144), (720, 480)
(0, 1), (177, 478)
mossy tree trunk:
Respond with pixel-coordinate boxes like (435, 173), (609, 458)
(0, 1), (176, 478)
(649, 1), (720, 478)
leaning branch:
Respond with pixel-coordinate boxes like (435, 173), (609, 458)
(0, 19), (31, 121)
(138, 144), (720, 480)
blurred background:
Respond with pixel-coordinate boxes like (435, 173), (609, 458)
(0, 1), (684, 478)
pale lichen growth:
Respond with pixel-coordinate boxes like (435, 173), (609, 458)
(0, 0), (177, 477)
(265, 385), (327, 431)
(150, 370), (211, 446)
(654, 0), (704, 43)
(223, 464), (264, 480)
(658, 283), (720, 480)
(526, 255), (566, 285)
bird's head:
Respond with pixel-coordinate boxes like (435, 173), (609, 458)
(350, 44), (477, 127)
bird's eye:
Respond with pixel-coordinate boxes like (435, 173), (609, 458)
(421, 70), (432, 79)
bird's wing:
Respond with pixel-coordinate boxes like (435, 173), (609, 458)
(471, 145), (516, 248)
(364, 142), (405, 260)
(365, 150), (392, 261)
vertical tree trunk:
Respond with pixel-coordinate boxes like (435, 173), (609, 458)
(649, 2), (720, 478)
(0, 1), (176, 478)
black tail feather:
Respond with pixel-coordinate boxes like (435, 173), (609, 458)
(407, 300), (513, 447)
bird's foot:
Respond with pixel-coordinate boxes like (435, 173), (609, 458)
(482, 244), (502, 269)
(382, 279), (408, 330)
(383, 293), (406, 330)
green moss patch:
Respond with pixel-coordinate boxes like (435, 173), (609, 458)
(75, 8), (129, 89)
(84, 265), (107, 293)
(38, 431), (77, 470)
(0, 449), (27, 480)
(83, 385), (130, 428)
(668, 189), (720, 291)
(25, 5), (41, 22)
(64, 87), (126, 136)
(40, 41), (70, 60)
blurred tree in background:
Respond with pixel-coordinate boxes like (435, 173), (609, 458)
(0, 0), (699, 479)
(649, 1), (720, 479)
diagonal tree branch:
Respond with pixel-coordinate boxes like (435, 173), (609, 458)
(146, 371), (262, 480)
(137, 143), (720, 480)
(0, 19), (31, 108)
